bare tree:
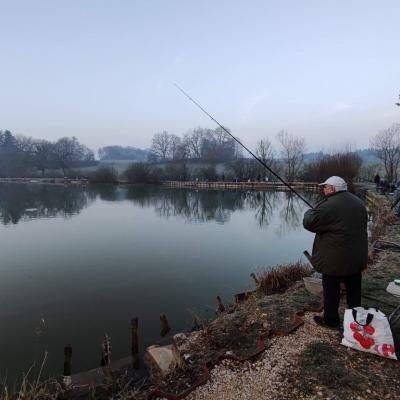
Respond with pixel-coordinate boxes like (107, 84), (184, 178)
(255, 138), (275, 179)
(169, 134), (182, 159)
(371, 123), (400, 183)
(183, 128), (207, 159)
(32, 140), (56, 176)
(213, 127), (231, 144)
(150, 131), (171, 161)
(276, 130), (306, 181)
(53, 137), (93, 174)
(173, 142), (190, 161)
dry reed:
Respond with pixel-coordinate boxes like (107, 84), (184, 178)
(366, 191), (395, 242)
(254, 261), (312, 295)
(0, 353), (64, 400)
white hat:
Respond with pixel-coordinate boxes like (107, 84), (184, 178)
(318, 176), (348, 192)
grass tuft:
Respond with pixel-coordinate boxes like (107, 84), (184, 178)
(255, 261), (312, 295)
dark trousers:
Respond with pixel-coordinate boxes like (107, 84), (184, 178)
(322, 273), (362, 326)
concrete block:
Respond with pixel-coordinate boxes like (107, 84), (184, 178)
(145, 345), (177, 377)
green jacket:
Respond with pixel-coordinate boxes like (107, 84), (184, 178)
(303, 191), (368, 276)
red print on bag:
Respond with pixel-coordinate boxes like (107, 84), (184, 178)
(350, 322), (375, 349)
(374, 344), (395, 357)
(363, 325), (375, 335)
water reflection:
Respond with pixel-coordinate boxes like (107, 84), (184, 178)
(276, 192), (307, 236)
(0, 183), (95, 225)
(0, 183), (318, 379)
(0, 183), (319, 233)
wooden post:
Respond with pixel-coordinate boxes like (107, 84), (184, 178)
(131, 317), (139, 369)
(160, 314), (171, 337)
(216, 296), (225, 313)
(100, 334), (112, 367)
(63, 345), (72, 388)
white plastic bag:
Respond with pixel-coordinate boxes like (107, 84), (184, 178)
(341, 307), (397, 360)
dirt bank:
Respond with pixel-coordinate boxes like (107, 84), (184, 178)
(185, 217), (400, 400)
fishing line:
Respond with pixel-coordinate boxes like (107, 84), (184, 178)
(174, 83), (314, 208)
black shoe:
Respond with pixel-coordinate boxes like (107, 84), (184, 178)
(313, 315), (340, 330)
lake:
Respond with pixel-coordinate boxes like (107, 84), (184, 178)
(0, 183), (317, 380)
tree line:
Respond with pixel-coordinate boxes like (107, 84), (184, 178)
(148, 127), (239, 162)
(2, 121), (400, 184)
(0, 130), (96, 177)
(146, 128), (307, 181)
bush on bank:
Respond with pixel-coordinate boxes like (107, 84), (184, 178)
(89, 165), (118, 183)
(124, 162), (160, 183)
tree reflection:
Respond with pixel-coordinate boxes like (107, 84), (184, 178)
(275, 191), (318, 236)
(0, 183), (95, 225)
(123, 186), (316, 232)
(246, 191), (279, 228)
(0, 183), (320, 236)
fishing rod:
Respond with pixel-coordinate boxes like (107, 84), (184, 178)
(174, 83), (314, 209)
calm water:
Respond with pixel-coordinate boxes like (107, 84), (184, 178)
(0, 183), (317, 379)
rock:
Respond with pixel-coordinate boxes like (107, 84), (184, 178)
(145, 344), (177, 377)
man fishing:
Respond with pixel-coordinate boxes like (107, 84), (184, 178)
(303, 176), (368, 329)
(174, 85), (369, 329)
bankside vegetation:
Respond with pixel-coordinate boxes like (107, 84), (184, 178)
(89, 165), (118, 184)
(303, 151), (363, 187)
(124, 162), (159, 183)
(0, 130), (96, 178)
(2, 121), (400, 184)
(370, 123), (400, 183)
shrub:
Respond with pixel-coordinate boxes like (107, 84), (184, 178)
(124, 162), (158, 183)
(90, 165), (118, 183)
(303, 152), (362, 187)
(164, 162), (189, 181)
(199, 165), (217, 181)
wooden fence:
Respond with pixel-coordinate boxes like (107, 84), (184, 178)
(163, 180), (319, 191)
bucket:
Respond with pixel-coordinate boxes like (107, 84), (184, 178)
(303, 277), (323, 295)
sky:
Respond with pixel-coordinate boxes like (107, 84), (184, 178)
(1, 0), (399, 153)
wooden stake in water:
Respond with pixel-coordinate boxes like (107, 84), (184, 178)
(131, 317), (139, 369)
(63, 345), (72, 388)
(216, 296), (225, 313)
(100, 333), (112, 367)
(160, 314), (171, 337)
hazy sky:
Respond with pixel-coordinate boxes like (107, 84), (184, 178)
(1, 1), (399, 152)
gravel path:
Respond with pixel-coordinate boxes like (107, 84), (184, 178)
(186, 313), (338, 400)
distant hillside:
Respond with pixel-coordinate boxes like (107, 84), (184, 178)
(98, 145), (149, 161)
(304, 149), (379, 164)
(355, 148), (380, 164)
